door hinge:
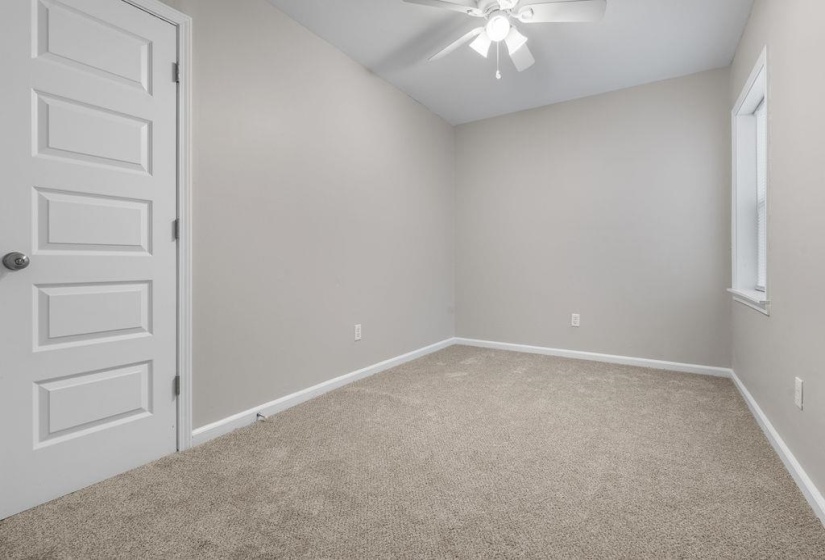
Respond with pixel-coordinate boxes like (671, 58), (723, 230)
(174, 375), (181, 397)
(173, 218), (180, 241)
(173, 62), (180, 83)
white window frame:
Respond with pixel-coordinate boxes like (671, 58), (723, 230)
(730, 47), (769, 315)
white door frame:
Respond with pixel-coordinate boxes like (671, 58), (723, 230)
(121, 0), (193, 451)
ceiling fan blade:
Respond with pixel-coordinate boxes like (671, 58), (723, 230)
(403, 0), (483, 17)
(429, 27), (485, 61)
(517, 0), (606, 23)
(509, 43), (535, 71)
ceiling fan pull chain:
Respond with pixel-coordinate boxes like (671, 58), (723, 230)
(495, 41), (501, 80)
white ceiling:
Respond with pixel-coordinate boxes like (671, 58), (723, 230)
(266, 0), (754, 125)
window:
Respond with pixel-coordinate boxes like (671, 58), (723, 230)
(755, 99), (767, 292)
(731, 48), (769, 314)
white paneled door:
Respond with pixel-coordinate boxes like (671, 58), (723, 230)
(0, 0), (179, 519)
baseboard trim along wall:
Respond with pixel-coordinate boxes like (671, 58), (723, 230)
(456, 338), (823, 525)
(193, 336), (730, 446)
(453, 337), (734, 377)
(730, 370), (825, 526)
(191, 338), (455, 447)
(191, 335), (824, 526)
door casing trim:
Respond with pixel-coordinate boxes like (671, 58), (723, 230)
(121, 0), (193, 451)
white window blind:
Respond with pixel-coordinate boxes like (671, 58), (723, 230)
(755, 99), (767, 292)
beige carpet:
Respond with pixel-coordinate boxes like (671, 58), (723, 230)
(2, 345), (824, 559)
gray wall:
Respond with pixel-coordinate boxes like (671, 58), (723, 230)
(167, 0), (456, 428)
(163, 1), (825, 508)
(455, 69), (732, 367)
(730, 0), (825, 496)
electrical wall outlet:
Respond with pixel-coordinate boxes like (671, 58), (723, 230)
(354, 324), (362, 341)
(571, 313), (581, 328)
(794, 377), (803, 410)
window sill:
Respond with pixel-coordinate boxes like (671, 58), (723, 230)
(728, 288), (770, 315)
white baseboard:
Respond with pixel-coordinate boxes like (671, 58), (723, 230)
(190, 335), (824, 527)
(453, 338), (734, 378)
(730, 370), (825, 526)
(191, 338), (454, 447)
(194, 337), (731, 445)
(457, 337), (824, 525)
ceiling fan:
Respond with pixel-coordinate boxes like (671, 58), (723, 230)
(403, 0), (606, 78)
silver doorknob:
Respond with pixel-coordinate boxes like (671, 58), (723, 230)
(2, 252), (30, 271)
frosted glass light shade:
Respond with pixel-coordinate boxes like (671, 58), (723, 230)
(504, 27), (528, 55)
(470, 32), (492, 57)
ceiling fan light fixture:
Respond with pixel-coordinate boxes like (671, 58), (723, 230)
(469, 32), (492, 58)
(504, 27), (528, 55)
(485, 13), (511, 42)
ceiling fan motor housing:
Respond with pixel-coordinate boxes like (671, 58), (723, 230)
(478, 0), (509, 16)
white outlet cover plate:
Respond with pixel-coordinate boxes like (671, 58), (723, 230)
(794, 377), (803, 410)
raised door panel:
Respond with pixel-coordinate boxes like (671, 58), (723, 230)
(35, 282), (152, 349)
(34, 188), (152, 254)
(35, 0), (152, 92)
(34, 92), (152, 173)
(35, 362), (152, 447)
